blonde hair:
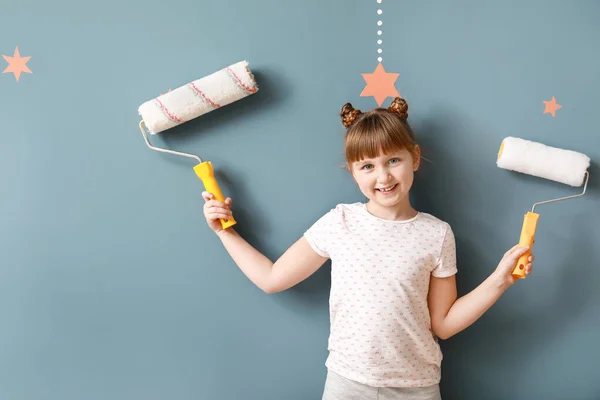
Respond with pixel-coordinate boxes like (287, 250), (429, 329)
(340, 97), (419, 168)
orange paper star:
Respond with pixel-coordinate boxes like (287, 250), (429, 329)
(543, 96), (562, 117)
(361, 63), (400, 106)
(2, 46), (32, 81)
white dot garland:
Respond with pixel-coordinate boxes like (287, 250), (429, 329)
(377, 1), (383, 62)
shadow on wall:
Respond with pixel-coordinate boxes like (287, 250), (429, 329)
(409, 104), (599, 399)
(224, 68), (331, 312)
(409, 103), (508, 288)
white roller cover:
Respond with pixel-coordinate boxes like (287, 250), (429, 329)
(138, 60), (258, 134)
(497, 136), (590, 187)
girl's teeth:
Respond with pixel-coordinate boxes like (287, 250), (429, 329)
(379, 184), (396, 192)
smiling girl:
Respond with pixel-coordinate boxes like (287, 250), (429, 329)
(201, 97), (534, 399)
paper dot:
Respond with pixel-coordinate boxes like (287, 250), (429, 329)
(377, 20), (383, 26)
(378, 49), (382, 53)
(378, 57), (383, 62)
(377, 9), (382, 14)
(377, 30), (382, 35)
(377, 39), (382, 44)
(377, 0), (382, 3)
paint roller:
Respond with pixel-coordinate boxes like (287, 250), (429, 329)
(137, 60), (259, 230)
(497, 136), (591, 279)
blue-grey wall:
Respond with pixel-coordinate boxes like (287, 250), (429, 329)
(1, 1), (598, 399)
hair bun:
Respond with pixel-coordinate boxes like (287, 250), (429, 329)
(388, 97), (408, 119)
(341, 103), (362, 127)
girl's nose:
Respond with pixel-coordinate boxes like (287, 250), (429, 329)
(377, 171), (392, 183)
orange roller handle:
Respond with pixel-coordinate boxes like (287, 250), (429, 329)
(193, 161), (237, 230)
(513, 211), (539, 279)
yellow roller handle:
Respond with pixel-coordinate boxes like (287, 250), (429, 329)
(513, 211), (539, 279)
(193, 161), (237, 230)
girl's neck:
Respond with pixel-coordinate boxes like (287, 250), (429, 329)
(366, 198), (418, 221)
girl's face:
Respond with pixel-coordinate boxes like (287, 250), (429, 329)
(350, 146), (420, 209)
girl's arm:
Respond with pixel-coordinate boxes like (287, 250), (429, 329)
(428, 244), (533, 340)
(203, 192), (329, 294)
(216, 228), (329, 293)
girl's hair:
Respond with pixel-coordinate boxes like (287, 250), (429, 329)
(340, 97), (418, 168)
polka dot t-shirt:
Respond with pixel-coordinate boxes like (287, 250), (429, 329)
(303, 202), (457, 388)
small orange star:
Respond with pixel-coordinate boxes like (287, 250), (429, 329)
(360, 63), (400, 106)
(543, 96), (562, 117)
(2, 46), (32, 82)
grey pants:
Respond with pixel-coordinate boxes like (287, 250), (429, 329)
(322, 370), (442, 400)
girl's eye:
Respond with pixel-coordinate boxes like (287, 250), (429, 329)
(362, 164), (373, 170)
(389, 158), (401, 164)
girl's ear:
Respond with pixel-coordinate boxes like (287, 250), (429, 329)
(413, 145), (421, 171)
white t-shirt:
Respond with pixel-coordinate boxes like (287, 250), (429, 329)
(303, 202), (457, 388)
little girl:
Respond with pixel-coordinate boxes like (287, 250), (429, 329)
(201, 97), (534, 400)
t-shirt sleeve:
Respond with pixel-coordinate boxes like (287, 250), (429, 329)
(303, 206), (341, 259)
(432, 223), (457, 278)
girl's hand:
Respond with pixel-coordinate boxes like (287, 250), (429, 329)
(202, 191), (233, 234)
(493, 244), (535, 288)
